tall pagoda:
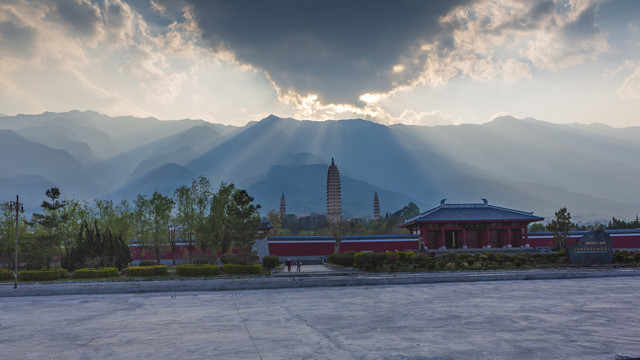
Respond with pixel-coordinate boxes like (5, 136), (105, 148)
(373, 192), (381, 221)
(326, 158), (342, 223)
(280, 193), (286, 219)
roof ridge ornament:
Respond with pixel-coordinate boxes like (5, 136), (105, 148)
(440, 199), (446, 205)
(482, 198), (488, 206)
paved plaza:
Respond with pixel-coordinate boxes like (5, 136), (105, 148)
(2, 277), (640, 359)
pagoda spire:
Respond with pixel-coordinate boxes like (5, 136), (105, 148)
(373, 192), (381, 221)
(280, 192), (286, 219)
(327, 158), (342, 223)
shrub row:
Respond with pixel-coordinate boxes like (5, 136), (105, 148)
(328, 252), (355, 266)
(262, 255), (280, 269)
(613, 250), (640, 264)
(18, 269), (68, 281)
(73, 267), (119, 279)
(222, 264), (262, 275)
(176, 264), (220, 276)
(125, 265), (168, 277)
(139, 260), (157, 267)
(0, 268), (14, 281)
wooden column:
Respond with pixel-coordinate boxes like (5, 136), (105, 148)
(485, 227), (491, 248)
(438, 228), (445, 249)
(506, 226), (512, 247)
(461, 228), (467, 248)
(524, 225), (529, 247)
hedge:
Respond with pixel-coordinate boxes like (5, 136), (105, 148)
(0, 268), (14, 281)
(328, 253), (354, 266)
(18, 269), (68, 281)
(222, 264), (262, 275)
(220, 253), (238, 264)
(262, 255), (280, 269)
(176, 264), (220, 276)
(73, 267), (119, 279)
(124, 265), (168, 277)
(139, 260), (157, 266)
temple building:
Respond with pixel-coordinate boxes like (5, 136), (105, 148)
(400, 199), (543, 249)
(326, 158), (342, 223)
(280, 193), (286, 219)
(373, 192), (381, 221)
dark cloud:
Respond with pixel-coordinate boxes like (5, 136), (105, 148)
(185, 0), (469, 103)
(0, 20), (37, 58)
(48, 0), (102, 39)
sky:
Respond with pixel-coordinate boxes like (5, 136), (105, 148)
(1, 0), (639, 127)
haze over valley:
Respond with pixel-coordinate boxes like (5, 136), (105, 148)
(1, 110), (638, 223)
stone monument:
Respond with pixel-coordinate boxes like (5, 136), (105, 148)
(568, 230), (613, 264)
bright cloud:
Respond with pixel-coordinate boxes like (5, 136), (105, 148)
(0, 0), (639, 127)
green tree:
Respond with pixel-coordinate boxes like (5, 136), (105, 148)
(113, 199), (134, 242)
(0, 202), (27, 269)
(61, 221), (131, 271)
(547, 207), (572, 252)
(175, 184), (197, 263)
(58, 199), (90, 251)
(228, 189), (261, 262)
(149, 191), (174, 264)
(29, 188), (67, 269)
(193, 176), (212, 255)
(528, 223), (547, 233)
(207, 183), (261, 261)
(266, 209), (282, 235)
(132, 194), (152, 262)
(208, 182), (236, 254)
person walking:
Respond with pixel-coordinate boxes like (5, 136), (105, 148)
(285, 258), (292, 272)
(296, 258), (302, 272)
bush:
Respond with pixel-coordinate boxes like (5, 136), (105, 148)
(483, 251), (496, 263)
(176, 264), (220, 276)
(220, 253), (239, 264)
(18, 269), (68, 281)
(0, 268), (14, 281)
(125, 265), (168, 277)
(412, 254), (432, 268)
(478, 255), (489, 266)
(495, 253), (512, 265)
(329, 253), (354, 266)
(442, 252), (459, 263)
(139, 260), (157, 267)
(466, 257), (476, 266)
(222, 264), (262, 275)
(192, 254), (218, 265)
(73, 267), (119, 279)
(444, 262), (458, 271)
(354, 252), (371, 268)
(397, 251), (414, 263)
(262, 255), (280, 269)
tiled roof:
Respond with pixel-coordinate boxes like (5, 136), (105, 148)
(402, 200), (544, 226)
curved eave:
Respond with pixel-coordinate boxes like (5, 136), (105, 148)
(400, 217), (544, 228)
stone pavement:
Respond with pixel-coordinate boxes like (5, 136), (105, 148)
(2, 277), (640, 359)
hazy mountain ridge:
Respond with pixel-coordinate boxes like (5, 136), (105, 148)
(0, 110), (638, 221)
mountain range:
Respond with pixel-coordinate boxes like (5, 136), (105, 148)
(1, 110), (639, 223)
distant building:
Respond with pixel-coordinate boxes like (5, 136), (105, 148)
(326, 158), (342, 223)
(280, 192), (286, 219)
(400, 199), (544, 249)
(373, 192), (381, 221)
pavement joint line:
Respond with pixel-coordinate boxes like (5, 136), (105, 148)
(1, 268), (640, 297)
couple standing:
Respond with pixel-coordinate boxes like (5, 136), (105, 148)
(285, 258), (302, 272)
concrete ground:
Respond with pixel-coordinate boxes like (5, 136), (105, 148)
(2, 277), (640, 360)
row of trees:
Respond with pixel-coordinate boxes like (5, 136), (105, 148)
(265, 202), (420, 236)
(0, 176), (261, 269)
